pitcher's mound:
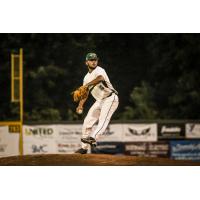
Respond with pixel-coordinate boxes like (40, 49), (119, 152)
(0, 154), (200, 166)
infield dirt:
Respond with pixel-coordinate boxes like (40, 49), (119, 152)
(0, 154), (200, 166)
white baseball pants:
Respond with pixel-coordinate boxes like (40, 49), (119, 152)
(81, 93), (119, 150)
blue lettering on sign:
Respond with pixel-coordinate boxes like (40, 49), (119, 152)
(170, 140), (200, 161)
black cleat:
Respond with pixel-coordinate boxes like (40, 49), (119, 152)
(75, 148), (88, 154)
(81, 137), (97, 147)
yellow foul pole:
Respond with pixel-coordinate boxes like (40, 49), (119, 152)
(19, 48), (24, 156)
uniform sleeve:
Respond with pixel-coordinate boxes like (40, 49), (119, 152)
(94, 67), (107, 79)
(83, 77), (87, 86)
(95, 67), (110, 83)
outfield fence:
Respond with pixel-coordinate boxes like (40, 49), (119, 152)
(0, 120), (200, 160)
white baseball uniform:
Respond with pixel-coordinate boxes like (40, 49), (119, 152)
(81, 66), (119, 150)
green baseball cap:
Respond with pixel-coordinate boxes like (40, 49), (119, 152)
(86, 53), (98, 61)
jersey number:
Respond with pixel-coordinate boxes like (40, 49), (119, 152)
(99, 85), (105, 90)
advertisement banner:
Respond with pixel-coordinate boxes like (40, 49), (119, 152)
(158, 123), (185, 139)
(23, 125), (57, 155)
(124, 141), (169, 157)
(55, 124), (82, 153)
(56, 142), (82, 154)
(23, 124), (82, 155)
(91, 142), (124, 154)
(0, 126), (19, 157)
(56, 124), (82, 142)
(186, 123), (200, 138)
(170, 140), (200, 161)
(148, 142), (169, 157)
(124, 142), (147, 156)
(97, 124), (123, 142)
(122, 123), (157, 142)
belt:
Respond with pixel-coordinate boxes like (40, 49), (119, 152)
(104, 91), (118, 99)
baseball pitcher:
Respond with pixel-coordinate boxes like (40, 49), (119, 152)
(72, 53), (119, 154)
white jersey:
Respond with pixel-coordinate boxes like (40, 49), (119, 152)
(83, 66), (117, 101)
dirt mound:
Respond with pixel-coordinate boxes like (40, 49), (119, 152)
(0, 154), (200, 166)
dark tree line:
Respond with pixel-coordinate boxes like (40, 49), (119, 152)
(0, 33), (199, 121)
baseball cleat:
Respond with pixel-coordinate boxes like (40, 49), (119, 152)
(81, 137), (97, 147)
(75, 148), (88, 154)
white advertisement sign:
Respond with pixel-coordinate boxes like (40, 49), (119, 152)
(23, 125), (56, 155)
(55, 124), (82, 154)
(56, 124), (82, 142)
(23, 124), (82, 155)
(186, 123), (200, 138)
(97, 124), (123, 142)
(0, 126), (19, 157)
(56, 142), (82, 154)
(122, 123), (158, 142)
(23, 123), (158, 155)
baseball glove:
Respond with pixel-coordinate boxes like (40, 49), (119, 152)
(71, 85), (89, 102)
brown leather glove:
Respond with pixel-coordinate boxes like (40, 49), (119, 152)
(71, 85), (89, 102)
